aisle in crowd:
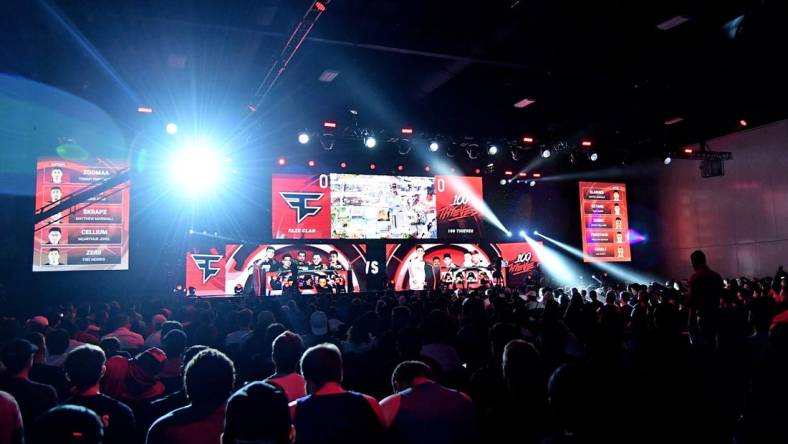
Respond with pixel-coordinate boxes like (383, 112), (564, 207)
(1, 251), (787, 444)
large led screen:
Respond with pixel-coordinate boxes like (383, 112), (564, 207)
(33, 158), (130, 271)
(272, 173), (484, 240)
(578, 182), (631, 262)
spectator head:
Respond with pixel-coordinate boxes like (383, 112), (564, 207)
(99, 336), (121, 355)
(310, 311), (329, 336)
(25, 332), (46, 361)
(27, 315), (49, 333)
(391, 360), (433, 392)
(236, 309), (253, 329)
(300, 343), (342, 393)
(151, 314), (167, 331)
(180, 345), (209, 375)
(605, 291), (617, 305)
(223, 382), (292, 444)
(503, 339), (541, 391)
(46, 328), (70, 355)
(64, 344), (106, 392)
(391, 305), (411, 331)
(31, 405), (103, 444)
(548, 363), (590, 434)
(163, 329), (188, 359)
(109, 314), (131, 331)
(690, 250), (707, 270)
(1, 339), (37, 375)
(160, 320), (184, 338)
(489, 322), (521, 360)
(272, 331), (303, 374)
(185, 349), (236, 406)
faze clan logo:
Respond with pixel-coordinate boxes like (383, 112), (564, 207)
(451, 194), (469, 206)
(280, 192), (324, 223)
(191, 254), (223, 284)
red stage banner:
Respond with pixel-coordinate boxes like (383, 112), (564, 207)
(271, 174), (331, 239)
(579, 182), (631, 262)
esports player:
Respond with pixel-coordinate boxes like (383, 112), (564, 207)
(616, 232), (624, 244)
(295, 250), (310, 272)
(408, 245), (437, 291)
(261, 246), (279, 271)
(491, 255), (504, 286)
(333, 275), (346, 293)
(617, 246), (625, 258)
(613, 203), (621, 216)
(50, 187), (62, 203)
(615, 217), (623, 230)
(443, 254), (457, 271)
(462, 252), (473, 267)
(613, 190), (621, 201)
(316, 277), (333, 294)
(328, 251), (345, 271)
(47, 227), (63, 245)
(310, 253), (327, 271)
(46, 248), (62, 266)
(51, 167), (63, 184)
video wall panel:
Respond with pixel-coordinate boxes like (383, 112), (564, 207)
(578, 182), (631, 262)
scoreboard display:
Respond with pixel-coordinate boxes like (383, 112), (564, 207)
(33, 158), (130, 272)
(272, 173), (485, 240)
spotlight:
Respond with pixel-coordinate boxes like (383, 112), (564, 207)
(307, 160), (316, 167)
(364, 135), (377, 149)
(170, 141), (226, 195)
(298, 132), (310, 144)
(369, 163), (377, 170)
(663, 156), (672, 165)
(499, 179), (507, 185)
(429, 141), (439, 152)
(522, 136), (534, 144)
(519, 230), (526, 238)
(581, 140), (593, 148)
(506, 231), (513, 238)
(542, 148), (551, 158)
(401, 128), (414, 135)
(589, 152), (599, 162)
(397, 140), (412, 155)
(488, 144), (498, 155)
(739, 119), (748, 127)
(166, 123), (178, 135)
(319, 133), (335, 151)
(529, 180), (536, 187)
(474, 168), (481, 175)
(533, 230), (539, 235)
(323, 121), (337, 129)
(340, 161), (348, 169)
(277, 157), (286, 166)
(425, 166), (431, 172)
(397, 164), (405, 172)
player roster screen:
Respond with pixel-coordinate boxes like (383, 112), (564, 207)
(272, 173), (484, 240)
(578, 182), (631, 262)
(32, 158), (130, 272)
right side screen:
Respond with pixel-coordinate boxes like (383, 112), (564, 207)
(578, 182), (631, 262)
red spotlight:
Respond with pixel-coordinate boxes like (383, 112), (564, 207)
(323, 121), (337, 129)
(277, 158), (286, 166)
(401, 128), (414, 135)
(581, 140), (593, 148)
(424, 166), (431, 172)
(137, 106), (153, 113)
(519, 172), (528, 177)
(683, 147), (693, 154)
(522, 136), (534, 144)
(504, 170), (513, 176)
(474, 168), (481, 175)
(396, 164), (405, 172)
(532, 172), (542, 178)
(369, 163), (376, 171)
(340, 161), (347, 169)
(315, 1), (327, 12)
(739, 119), (748, 127)
(307, 160), (316, 167)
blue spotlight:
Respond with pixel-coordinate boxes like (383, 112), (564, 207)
(166, 123), (178, 135)
(298, 132), (310, 144)
(169, 139), (226, 197)
(519, 230), (526, 238)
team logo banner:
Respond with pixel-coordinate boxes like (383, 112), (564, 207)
(434, 175), (484, 238)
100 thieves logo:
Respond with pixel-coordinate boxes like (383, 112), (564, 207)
(508, 252), (536, 275)
(438, 194), (479, 222)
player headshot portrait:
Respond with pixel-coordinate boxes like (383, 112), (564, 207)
(408, 245), (427, 290)
(297, 250), (306, 263)
(443, 253), (456, 269)
(616, 232), (624, 243)
(615, 217), (623, 230)
(265, 246), (276, 259)
(50, 167), (63, 184)
(613, 190), (620, 201)
(50, 186), (62, 202)
(613, 203), (621, 216)
(617, 246), (625, 258)
(432, 256), (441, 268)
(46, 248), (61, 266)
(463, 251), (473, 267)
(311, 253), (326, 270)
(328, 250), (344, 270)
(279, 254), (293, 271)
(47, 227), (63, 245)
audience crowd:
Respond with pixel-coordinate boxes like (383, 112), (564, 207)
(1, 250), (787, 444)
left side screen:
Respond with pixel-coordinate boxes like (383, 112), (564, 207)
(32, 158), (130, 272)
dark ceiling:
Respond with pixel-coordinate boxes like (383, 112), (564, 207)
(2, 0), (787, 161)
